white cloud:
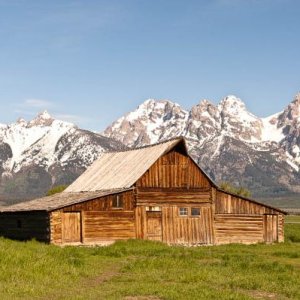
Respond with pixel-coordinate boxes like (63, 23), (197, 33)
(23, 99), (53, 108)
(53, 113), (85, 124)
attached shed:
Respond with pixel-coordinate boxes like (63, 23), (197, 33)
(0, 138), (286, 245)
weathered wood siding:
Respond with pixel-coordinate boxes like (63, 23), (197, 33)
(278, 214), (284, 243)
(215, 190), (279, 215)
(136, 149), (211, 189)
(50, 190), (135, 244)
(0, 211), (50, 242)
(135, 204), (214, 245)
(134, 148), (215, 245)
(84, 211), (135, 243)
(136, 188), (211, 205)
(215, 214), (264, 244)
(214, 190), (285, 244)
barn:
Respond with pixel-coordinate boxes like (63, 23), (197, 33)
(0, 137), (286, 245)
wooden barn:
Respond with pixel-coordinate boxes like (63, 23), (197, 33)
(0, 138), (286, 245)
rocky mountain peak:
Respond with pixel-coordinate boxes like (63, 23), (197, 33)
(219, 95), (247, 116)
(16, 118), (27, 126)
(287, 94), (300, 119)
(28, 110), (54, 127)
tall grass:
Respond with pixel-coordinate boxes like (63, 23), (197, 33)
(0, 224), (299, 299)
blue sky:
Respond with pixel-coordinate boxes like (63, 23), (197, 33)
(0, 0), (299, 130)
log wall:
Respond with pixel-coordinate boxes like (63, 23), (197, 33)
(215, 214), (264, 244)
(50, 190), (135, 244)
(136, 149), (211, 189)
(0, 211), (50, 242)
(214, 189), (285, 244)
(215, 190), (280, 215)
(135, 203), (214, 245)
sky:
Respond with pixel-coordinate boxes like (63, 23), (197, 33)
(0, 0), (300, 131)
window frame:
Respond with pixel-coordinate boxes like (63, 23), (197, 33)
(179, 207), (188, 217)
(191, 207), (201, 217)
(112, 194), (123, 209)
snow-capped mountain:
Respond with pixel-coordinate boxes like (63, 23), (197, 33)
(1, 93), (300, 204)
(104, 93), (300, 199)
(0, 111), (124, 203)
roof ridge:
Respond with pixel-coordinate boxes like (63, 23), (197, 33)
(103, 136), (185, 153)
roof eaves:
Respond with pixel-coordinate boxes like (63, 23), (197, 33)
(217, 188), (287, 215)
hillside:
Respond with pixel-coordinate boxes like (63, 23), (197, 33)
(0, 112), (125, 204)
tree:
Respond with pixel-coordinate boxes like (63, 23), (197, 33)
(220, 182), (251, 198)
(46, 185), (68, 196)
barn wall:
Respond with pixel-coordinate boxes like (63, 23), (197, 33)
(83, 211), (135, 243)
(50, 190), (135, 244)
(136, 149), (211, 189)
(135, 198), (214, 245)
(214, 189), (285, 244)
(278, 214), (284, 243)
(0, 211), (50, 242)
(215, 214), (264, 244)
(162, 205), (214, 245)
(215, 190), (280, 215)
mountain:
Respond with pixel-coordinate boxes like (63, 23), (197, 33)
(104, 94), (300, 203)
(0, 111), (124, 204)
(1, 94), (300, 207)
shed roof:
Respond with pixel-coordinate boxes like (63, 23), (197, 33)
(0, 188), (132, 212)
(64, 137), (186, 192)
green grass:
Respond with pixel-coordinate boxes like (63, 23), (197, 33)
(286, 215), (300, 223)
(0, 224), (300, 299)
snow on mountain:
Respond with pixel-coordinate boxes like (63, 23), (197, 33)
(104, 93), (300, 198)
(0, 112), (124, 202)
(104, 99), (188, 146)
(0, 111), (74, 172)
(261, 112), (285, 143)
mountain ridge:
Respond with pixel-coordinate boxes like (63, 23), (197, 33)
(103, 93), (300, 200)
(1, 93), (300, 205)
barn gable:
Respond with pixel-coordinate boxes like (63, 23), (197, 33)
(136, 143), (211, 189)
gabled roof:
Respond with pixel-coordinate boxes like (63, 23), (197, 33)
(0, 188), (132, 212)
(65, 137), (186, 192)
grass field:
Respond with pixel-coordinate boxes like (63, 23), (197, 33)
(0, 223), (299, 300)
(286, 215), (300, 223)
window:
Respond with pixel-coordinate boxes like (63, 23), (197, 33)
(112, 194), (123, 208)
(191, 208), (201, 216)
(146, 206), (162, 212)
(179, 207), (188, 216)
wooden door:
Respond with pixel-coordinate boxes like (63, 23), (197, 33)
(264, 214), (278, 243)
(146, 212), (162, 241)
(62, 212), (81, 243)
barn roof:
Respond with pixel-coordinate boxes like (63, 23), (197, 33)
(0, 137), (285, 214)
(0, 188), (132, 212)
(65, 137), (189, 192)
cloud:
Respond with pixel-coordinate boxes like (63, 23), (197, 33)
(23, 98), (53, 108)
(53, 113), (86, 124)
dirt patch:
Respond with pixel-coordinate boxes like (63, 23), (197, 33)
(124, 297), (162, 300)
(85, 263), (123, 287)
(242, 289), (288, 299)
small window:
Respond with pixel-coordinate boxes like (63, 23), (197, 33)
(146, 206), (162, 212)
(191, 208), (201, 216)
(17, 220), (22, 229)
(179, 207), (188, 216)
(112, 194), (123, 208)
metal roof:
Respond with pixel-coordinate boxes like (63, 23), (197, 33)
(64, 138), (183, 192)
(0, 188), (132, 212)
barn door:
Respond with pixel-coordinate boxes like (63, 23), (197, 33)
(264, 214), (278, 243)
(62, 212), (81, 243)
(146, 211), (162, 241)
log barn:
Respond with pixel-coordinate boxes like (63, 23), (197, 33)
(0, 138), (286, 245)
